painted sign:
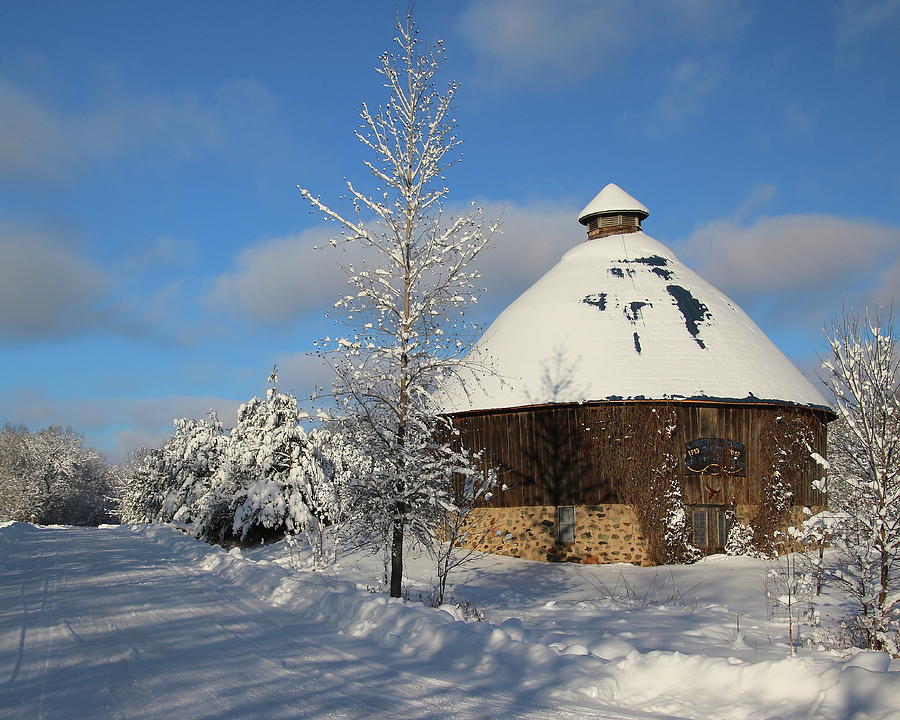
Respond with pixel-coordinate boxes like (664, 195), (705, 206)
(685, 438), (745, 476)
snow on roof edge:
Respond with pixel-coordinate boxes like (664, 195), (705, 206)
(444, 395), (836, 418)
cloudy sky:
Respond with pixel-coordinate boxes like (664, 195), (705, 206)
(1, 0), (898, 460)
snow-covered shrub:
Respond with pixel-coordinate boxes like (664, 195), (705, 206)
(301, 425), (372, 565)
(724, 520), (763, 557)
(662, 472), (701, 564)
(113, 374), (351, 548)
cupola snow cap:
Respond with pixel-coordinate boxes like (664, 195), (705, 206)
(578, 183), (650, 225)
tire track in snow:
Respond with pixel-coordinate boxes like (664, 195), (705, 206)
(1, 526), (684, 720)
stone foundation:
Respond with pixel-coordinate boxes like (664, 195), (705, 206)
(459, 505), (649, 565)
(457, 504), (825, 564)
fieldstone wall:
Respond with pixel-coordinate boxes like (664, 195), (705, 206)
(459, 504), (649, 565)
(457, 503), (827, 564)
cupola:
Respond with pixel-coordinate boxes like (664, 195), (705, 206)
(577, 182), (650, 240)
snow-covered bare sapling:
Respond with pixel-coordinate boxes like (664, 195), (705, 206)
(429, 460), (496, 606)
(800, 307), (900, 654)
(764, 551), (814, 657)
(299, 17), (496, 597)
(299, 425), (372, 567)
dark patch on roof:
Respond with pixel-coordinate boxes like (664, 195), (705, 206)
(631, 255), (669, 266)
(623, 301), (651, 324)
(633, 332), (642, 354)
(651, 267), (674, 281)
(581, 292), (607, 310)
(666, 284), (712, 349)
(609, 267), (624, 278)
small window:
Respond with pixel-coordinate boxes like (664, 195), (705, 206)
(557, 506), (575, 544)
(692, 510), (708, 547)
(718, 511), (733, 548)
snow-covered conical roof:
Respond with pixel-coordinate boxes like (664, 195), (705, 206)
(578, 183), (650, 224)
(444, 187), (829, 414)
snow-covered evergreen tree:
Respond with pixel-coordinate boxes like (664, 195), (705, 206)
(724, 519), (762, 557)
(157, 411), (229, 538)
(299, 16), (495, 597)
(229, 370), (320, 541)
(116, 446), (167, 523)
(798, 307), (900, 653)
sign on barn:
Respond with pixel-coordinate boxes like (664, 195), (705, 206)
(684, 438), (746, 476)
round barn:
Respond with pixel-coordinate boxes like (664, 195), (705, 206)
(445, 184), (833, 565)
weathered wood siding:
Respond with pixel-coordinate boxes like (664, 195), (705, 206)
(451, 401), (829, 509)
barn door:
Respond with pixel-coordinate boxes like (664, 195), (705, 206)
(690, 505), (732, 555)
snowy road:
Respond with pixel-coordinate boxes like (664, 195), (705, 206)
(0, 526), (660, 720)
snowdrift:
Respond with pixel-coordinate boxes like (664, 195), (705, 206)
(91, 523), (900, 720)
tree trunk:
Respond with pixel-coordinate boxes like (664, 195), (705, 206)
(390, 515), (404, 598)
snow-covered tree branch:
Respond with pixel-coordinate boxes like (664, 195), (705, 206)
(796, 306), (900, 654)
(298, 15), (497, 597)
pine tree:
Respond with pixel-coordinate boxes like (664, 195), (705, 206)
(230, 369), (320, 541)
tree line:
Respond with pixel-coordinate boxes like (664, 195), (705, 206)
(0, 424), (117, 526)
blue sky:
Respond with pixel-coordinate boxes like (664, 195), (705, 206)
(1, 0), (898, 460)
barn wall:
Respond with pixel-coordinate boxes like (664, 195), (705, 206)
(451, 401), (829, 510)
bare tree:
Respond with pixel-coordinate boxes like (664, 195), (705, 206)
(299, 16), (495, 597)
(429, 461), (496, 606)
(802, 306), (900, 653)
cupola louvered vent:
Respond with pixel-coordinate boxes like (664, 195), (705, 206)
(578, 183), (650, 240)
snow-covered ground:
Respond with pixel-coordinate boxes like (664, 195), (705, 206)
(1, 522), (898, 720)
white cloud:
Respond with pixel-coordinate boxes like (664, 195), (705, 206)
(457, 0), (750, 88)
(0, 223), (192, 343)
(0, 388), (242, 462)
(273, 351), (334, 396)
(207, 201), (582, 327)
(835, 0), (900, 45)
(678, 212), (900, 328)
(205, 227), (345, 324)
(650, 60), (723, 129)
(0, 224), (109, 339)
(474, 201), (580, 309)
(0, 77), (71, 179)
(456, 0), (633, 87)
(0, 75), (280, 181)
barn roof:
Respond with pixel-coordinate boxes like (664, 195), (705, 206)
(442, 186), (830, 414)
